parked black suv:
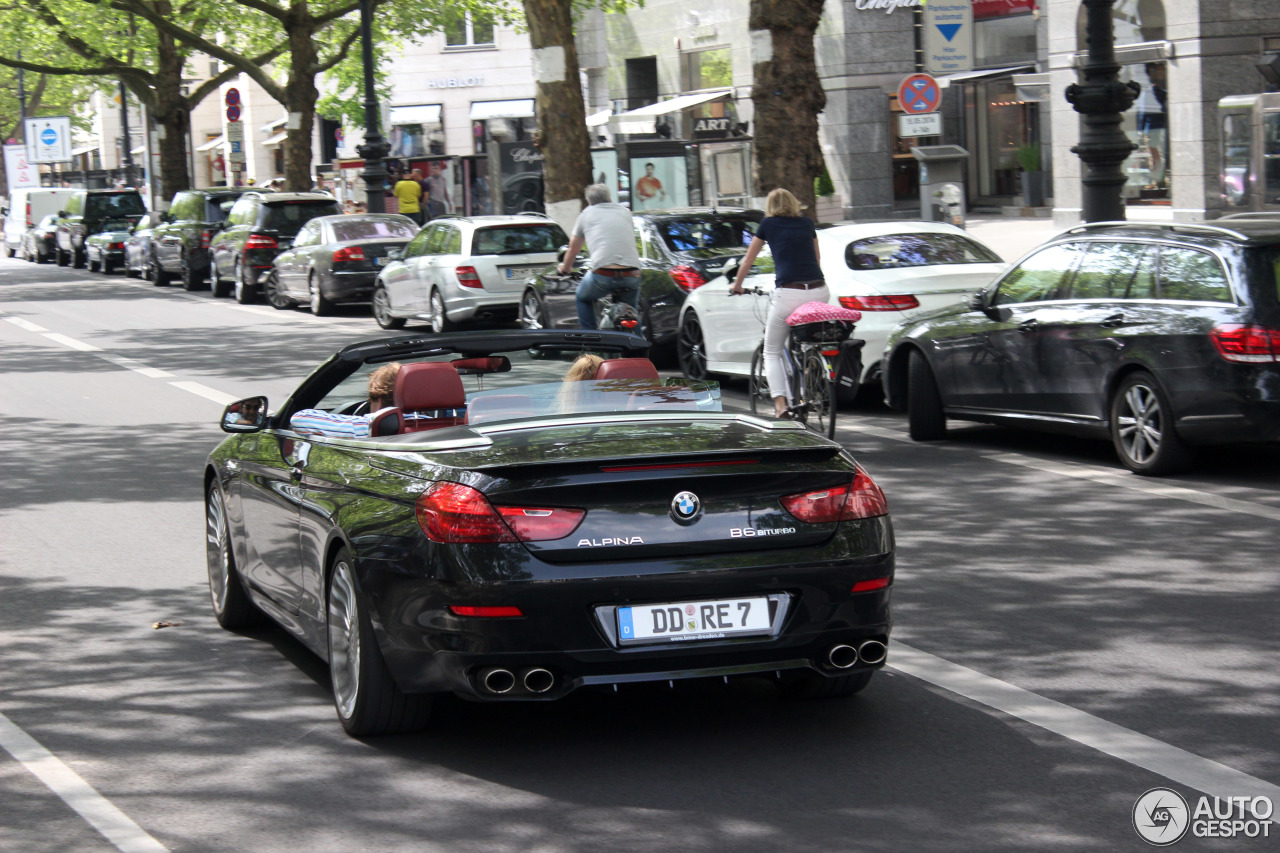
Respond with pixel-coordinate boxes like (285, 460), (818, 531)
(54, 190), (147, 268)
(883, 219), (1280, 475)
(210, 192), (342, 303)
(150, 188), (249, 290)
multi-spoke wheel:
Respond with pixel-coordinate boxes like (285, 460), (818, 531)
(372, 285), (404, 329)
(677, 310), (708, 381)
(429, 289), (455, 332)
(205, 484), (262, 630)
(1110, 372), (1193, 475)
(519, 290), (545, 330)
(149, 252), (173, 286)
(802, 352), (838, 439)
(263, 271), (293, 310)
(309, 274), (334, 316)
(234, 259), (256, 304)
(181, 254), (206, 291)
(327, 549), (432, 736)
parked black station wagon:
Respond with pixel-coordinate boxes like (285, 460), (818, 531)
(150, 187), (249, 290)
(883, 220), (1280, 475)
(210, 192), (342, 303)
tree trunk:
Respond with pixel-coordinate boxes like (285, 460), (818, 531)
(749, 0), (826, 220)
(283, 14), (319, 192)
(152, 31), (191, 204)
(522, 0), (592, 232)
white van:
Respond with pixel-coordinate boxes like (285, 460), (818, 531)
(4, 188), (78, 257)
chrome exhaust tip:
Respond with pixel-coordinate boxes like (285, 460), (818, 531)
(482, 668), (515, 694)
(522, 668), (555, 694)
(858, 639), (887, 665)
(827, 644), (858, 669)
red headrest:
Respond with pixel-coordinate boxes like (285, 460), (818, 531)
(394, 363), (466, 412)
(594, 358), (660, 381)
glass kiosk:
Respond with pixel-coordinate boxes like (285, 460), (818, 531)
(1219, 93), (1280, 212)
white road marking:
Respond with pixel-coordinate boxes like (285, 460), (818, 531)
(95, 353), (176, 379)
(42, 332), (101, 352)
(891, 643), (1280, 804)
(4, 316), (47, 332)
(168, 381), (236, 406)
(0, 712), (169, 853)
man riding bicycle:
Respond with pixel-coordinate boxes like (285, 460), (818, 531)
(558, 183), (642, 330)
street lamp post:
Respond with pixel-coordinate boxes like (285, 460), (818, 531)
(355, 0), (390, 213)
(1065, 0), (1139, 222)
(119, 80), (135, 188)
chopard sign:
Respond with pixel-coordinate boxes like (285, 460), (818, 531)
(578, 537), (644, 547)
(855, 0), (922, 12)
(509, 147), (544, 164)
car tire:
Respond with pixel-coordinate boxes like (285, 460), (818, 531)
(327, 548), (432, 736)
(56, 248), (69, 266)
(206, 484), (264, 630)
(211, 260), (232, 298)
(1110, 371), (1194, 476)
(234, 259), (256, 304)
(181, 253), (206, 291)
(519, 289), (546, 330)
(677, 310), (709, 381)
(777, 669), (873, 700)
(102, 257), (115, 275)
(73, 249), (85, 269)
(5, 246), (13, 258)
(907, 349), (946, 441)
(150, 253), (173, 286)
(748, 344), (772, 416)
(309, 274), (334, 316)
(372, 285), (405, 329)
(88, 255), (100, 273)
(429, 289), (455, 333)
(263, 271), (293, 310)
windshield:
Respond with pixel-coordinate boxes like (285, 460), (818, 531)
(472, 224), (568, 255)
(99, 218), (135, 232)
(86, 194), (146, 218)
(331, 218), (419, 242)
(262, 201), (342, 236)
(658, 217), (759, 253)
(844, 233), (1002, 270)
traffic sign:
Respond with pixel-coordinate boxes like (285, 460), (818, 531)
(924, 0), (974, 74)
(226, 104), (241, 122)
(897, 74), (941, 115)
(23, 116), (72, 163)
(899, 112), (942, 138)
(225, 119), (246, 170)
(225, 88), (240, 106)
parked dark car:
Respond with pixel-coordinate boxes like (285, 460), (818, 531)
(206, 329), (893, 736)
(53, 189), (146, 268)
(519, 208), (763, 361)
(149, 188), (249, 290)
(883, 220), (1280, 475)
(210, 192), (342, 303)
(264, 213), (419, 315)
(84, 218), (134, 274)
(21, 214), (58, 264)
(124, 213), (159, 279)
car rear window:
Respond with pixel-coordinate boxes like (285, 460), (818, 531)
(472, 224), (568, 255)
(261, 200), (342, 235)
(844, 233), (1001, 270)
(657, 218), (758, 252)
(1159, 247), (1233, 303)
(204, 197), (240, 224)
(331, 218), (419, 242)
(86, 194), (146, 218)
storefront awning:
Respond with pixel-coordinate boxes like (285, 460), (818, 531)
(70, 145), (96, 157)
(1072, 40), (1172, 67)
(262, 131), (289, 147)
(260, 116), (288, 133)
(469, 99), (535, 120)
(131, 145), (146, 155)
(195, 136), (225, 152)
(1012, 72), (1050, 103)
(611, 90), (732, 134)
(390, 104), (442, 126)
(585, 109), (612, 127)
(935, 65), (1036, 88)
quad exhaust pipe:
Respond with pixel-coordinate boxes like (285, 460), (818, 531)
(479, 667), (556, 695)
(857, 639), (888, 665)
(522, 668), (555, 694)
(827, 644), (859, 669)
(825, 640), (888, 670)
(482, 668), (515, 694)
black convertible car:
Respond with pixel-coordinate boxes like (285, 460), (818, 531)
(206, 330), (893, 736)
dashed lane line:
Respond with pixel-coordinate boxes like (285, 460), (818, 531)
(167, 380), (236, 406)
(0, 712), (169, 853)
(4, 316), (47, 333)
(43, 332), (102, 352)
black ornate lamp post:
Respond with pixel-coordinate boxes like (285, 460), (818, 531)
(355, 0), (390, 213)
(1065, 0), (1140, 222)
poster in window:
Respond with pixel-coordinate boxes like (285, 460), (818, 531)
(629, 155), (687, 210)
(591, 149), (622, 206)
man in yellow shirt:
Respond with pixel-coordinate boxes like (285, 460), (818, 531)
(393, 169), (424, 224)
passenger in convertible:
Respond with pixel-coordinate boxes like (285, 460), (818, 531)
(290, 362), (402, 438)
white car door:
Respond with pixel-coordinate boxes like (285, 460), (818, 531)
(384, 227), (433, 314)
(695, 254), (776, 375)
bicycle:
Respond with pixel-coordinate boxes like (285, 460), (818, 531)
(540, 269), (642, 334)
(736, 285), (863, 439)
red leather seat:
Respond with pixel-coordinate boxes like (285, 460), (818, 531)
(594, 358), (659, 381)
(393, 363), (466, 431)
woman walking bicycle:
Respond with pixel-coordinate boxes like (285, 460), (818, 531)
(730, 188), (828, 418)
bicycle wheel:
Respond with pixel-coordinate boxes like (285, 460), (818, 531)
(802, 351), (838, 439)
(748, 344), (771, 416)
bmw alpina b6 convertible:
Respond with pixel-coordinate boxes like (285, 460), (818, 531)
(205, 330), (894, 736)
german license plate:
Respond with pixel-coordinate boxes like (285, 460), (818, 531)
(504, 266), (538, 280)
(617, 597), (771, 645)
(375, 256), (388, 266)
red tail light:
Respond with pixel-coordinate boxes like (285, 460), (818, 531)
(1210, 324), (1280, 363)
(26, 201), (32, 228)
(456, 265), (483, 288)
(447, 605), (524, 618)
(618, 318), (638, 329)
(416, 482), (584, 543)
(245, 234), (278, 250)
(199, 229), (213, 249)
(839, 295), (920, 311)
(851, 578), (891, 593)
(669, 264), (707, 292)
(332, 246), (367, 263)
(110, 242), (124, 251)
(780, 467), (888, 522)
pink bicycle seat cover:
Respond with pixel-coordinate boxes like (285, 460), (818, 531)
(785, 301), (862, 326)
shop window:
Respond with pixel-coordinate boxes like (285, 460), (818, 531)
(1264, 114), (1280, 204)
(974, 15), (1036, 67)
(684, 48), (732, 91)
(1077, 0), (1165, 47)
(445, 10), (495, 48)
(626, 57), (659, 110)
(472, 117), (536, 153)
(390, 105), (445, 157)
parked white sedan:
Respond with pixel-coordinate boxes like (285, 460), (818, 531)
(676, 221), (1006, 399)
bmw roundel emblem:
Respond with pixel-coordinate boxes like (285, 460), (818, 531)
(671, 490), (701, 523)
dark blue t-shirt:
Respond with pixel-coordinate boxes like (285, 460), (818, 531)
(756, 216), (822, 285)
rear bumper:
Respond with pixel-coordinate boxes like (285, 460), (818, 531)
(321, 270), (378, 301)
(444, 289), (522, 322)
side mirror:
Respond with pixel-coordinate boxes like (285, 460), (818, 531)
(556, 245), (569, 263)
(221, 396), (269, 433)
(966, 290), (986, 311)
(386, 247), (404, 261)
(721, 259), (741, 283)
(57, 211), (67, 218)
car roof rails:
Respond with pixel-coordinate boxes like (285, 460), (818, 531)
(1062, 220), (1253, 242)
(515, 211), (550, 218)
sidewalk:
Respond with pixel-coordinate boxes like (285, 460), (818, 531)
(965, 206), (1174, 264)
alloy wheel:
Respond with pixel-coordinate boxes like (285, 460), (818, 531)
(520, 291), (544, 329)
(1115, 383), (1162, 465)
(206, 489), (231, 616)
(678, 312), (708, 380)
(327, 559), (362, 720)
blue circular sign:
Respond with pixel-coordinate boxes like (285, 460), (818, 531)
(40, 128), (57, 145)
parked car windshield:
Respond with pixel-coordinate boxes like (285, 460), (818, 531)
(844, 233), (1001, 270)
(657, 217), (759, 254)
(472, 224), (568, 255)
(86, 194), (146, 218)
(261, 201), (342, 235)
(330, 218), (420, 242)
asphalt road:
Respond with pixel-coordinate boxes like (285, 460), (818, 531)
(2, 257), (1278, 852)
